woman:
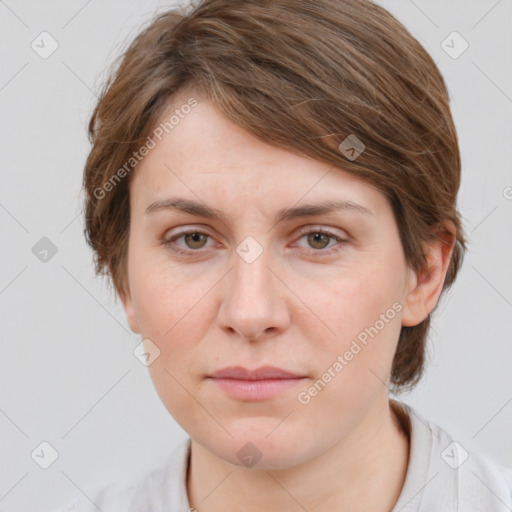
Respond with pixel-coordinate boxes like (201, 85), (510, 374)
(58, 0), (512, 510)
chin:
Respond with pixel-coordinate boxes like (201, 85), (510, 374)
(203, 427), (310, 470)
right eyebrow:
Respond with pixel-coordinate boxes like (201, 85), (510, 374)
(145, 197), (231, 224)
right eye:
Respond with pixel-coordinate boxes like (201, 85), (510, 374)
(162, 228), (214, 255)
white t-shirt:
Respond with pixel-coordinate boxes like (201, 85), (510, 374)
(56, 401), (512, 511)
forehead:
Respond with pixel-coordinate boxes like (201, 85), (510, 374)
(140, 93), (315, 178)
(130, 92), (386, 217)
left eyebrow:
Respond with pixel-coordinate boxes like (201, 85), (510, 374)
(275, 199), (375, 223)
(144, 196), (375, 226)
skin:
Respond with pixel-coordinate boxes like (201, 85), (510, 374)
(120, 89), (455, 512)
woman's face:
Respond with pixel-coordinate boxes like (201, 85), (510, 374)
(121, 91), (418, 469)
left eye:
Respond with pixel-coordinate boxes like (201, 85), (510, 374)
(294, 228), (346, 254)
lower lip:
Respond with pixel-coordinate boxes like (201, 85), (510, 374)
(208, 377), (307, 400)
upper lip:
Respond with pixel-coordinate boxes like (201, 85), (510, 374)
(208, 366), (305, 380)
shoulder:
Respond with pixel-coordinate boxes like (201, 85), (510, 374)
(448, 433), (512, 511)
(396, 401), (512, 512)
(429, 414), (511, 505)
(54, 437), (192, 512)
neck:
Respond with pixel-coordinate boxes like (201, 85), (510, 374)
(186, 399), (410, 512)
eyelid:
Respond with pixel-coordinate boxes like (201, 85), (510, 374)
(164, 224), (219, 243)
(163, 224), (349, 256)
(164, 225), (217, 247)
(164, 224), (347, 240)
(295, 225), (347, 238)
(291, 226), (348, 255)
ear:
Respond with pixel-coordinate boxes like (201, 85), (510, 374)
(119, 285), (141, 334)
(401, 222), (456, 327)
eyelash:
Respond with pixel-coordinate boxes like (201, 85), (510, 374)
(162, 227), (347, 257)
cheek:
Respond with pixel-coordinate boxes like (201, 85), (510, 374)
(310, 263), (404, 387)
(130, 255), (210, 340)
(135, 265), (210, 430)
(147, 359), (207, 436)
(294, 273), (403, 430)
(128, 261), (211, 416)
(324, 265), (401, 339)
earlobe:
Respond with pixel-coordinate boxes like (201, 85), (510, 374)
(119, 287), (140, 334)
(401, 223), (456, 327)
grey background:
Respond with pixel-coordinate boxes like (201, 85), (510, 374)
(0, 0), (511, 510)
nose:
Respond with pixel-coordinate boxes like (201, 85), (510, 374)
(217, 242), (290, 342)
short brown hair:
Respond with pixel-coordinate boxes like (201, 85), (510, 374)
(83, 0), (467, 392)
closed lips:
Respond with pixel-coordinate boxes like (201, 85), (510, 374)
(208, 366), (306, 380)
